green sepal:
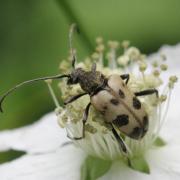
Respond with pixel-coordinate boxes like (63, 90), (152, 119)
(0, 149), (26, 164)
(130, 156), (150, 174)
(153, 136), (166, 147)
(81, 156), (112, 180)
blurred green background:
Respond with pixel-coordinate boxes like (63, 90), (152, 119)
(1, 0), (180, 131)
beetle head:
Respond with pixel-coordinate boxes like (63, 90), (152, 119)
(67, 68), (83, 85)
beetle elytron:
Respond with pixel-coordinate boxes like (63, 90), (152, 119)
(0, 24), (158, 156)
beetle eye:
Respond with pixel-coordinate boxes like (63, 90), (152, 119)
(67, 77), (73, 85)
(67, 76), (78, 85)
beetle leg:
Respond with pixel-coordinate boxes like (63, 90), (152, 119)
(64, 92), (87, 105)
(111, 125), (128, 154)
(111, 124), (131, 166)
(135, 89), (158, 98)
(120, 74), (130, 84)
(67, 103), (91, 140)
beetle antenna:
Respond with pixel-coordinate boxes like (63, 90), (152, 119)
(69, 23), (80, 69)
(0, 74), (69, 113)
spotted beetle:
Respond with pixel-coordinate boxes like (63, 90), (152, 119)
(0, 24), (158, 156)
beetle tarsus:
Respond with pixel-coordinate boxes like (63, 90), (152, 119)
(135, 89), (159, 98)
(127, 157), (132, 167)
(120, 74), (130, 84)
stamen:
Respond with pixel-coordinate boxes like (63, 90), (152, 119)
(45, 80), (60, 108)
(107, 41), (119, 69)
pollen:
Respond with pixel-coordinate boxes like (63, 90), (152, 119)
(121, 40), (130, 49)
(168, 76), (178, 88)
(91, 52), (100, 60)
(159, 95), (167, 102)
(117, 55), (130, 66)
(153, 69), (160, 77)
(96, 37), (103, 44)
(125, 47), (140, 61)
(139, 61), (147, 72)
(96, 44), (105, 53)
(152, 61), (158, 68)
(160, 64), (168, 71)
(85, 124), (97, 134)
(107, 40), (119, 49)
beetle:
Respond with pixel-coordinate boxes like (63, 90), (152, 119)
(0, 24), (158, 156)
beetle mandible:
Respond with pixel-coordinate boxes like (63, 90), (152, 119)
(0, 24), (158, 155)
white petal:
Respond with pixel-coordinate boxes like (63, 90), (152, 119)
(100, 145), (180, 180)
(99, 161), (150, 180)
(100, 146), (180, 180)
(0, 112), (86, 180)
(0, 113), (69, 153)
(0, 144), (85, 180)
(150, 43), (180, 71)
(146, 145), (180, 180)
(160, 81), (180, 143)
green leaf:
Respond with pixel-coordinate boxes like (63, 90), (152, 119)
(153, 136), (166, 147)
(81, 156), (112, 180)
(130, 156), (150, 174)
(0, 149), (26, 164)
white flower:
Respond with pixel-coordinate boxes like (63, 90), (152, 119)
(0, 44), (179, 180)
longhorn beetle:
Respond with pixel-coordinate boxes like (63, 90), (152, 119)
(0, 24), (158, 158)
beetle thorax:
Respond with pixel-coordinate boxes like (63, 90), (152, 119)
(69, 68), (106, 94)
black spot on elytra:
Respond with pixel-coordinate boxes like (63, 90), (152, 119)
(143, 115), (149, 132)
(112, 114), (129, 127)
(133, 97), (141, 109)
(110, 99), (119, 105)
(103, 106), (108, 110)
(119, 89), (125, 98)
(129, 127), (142, 139)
